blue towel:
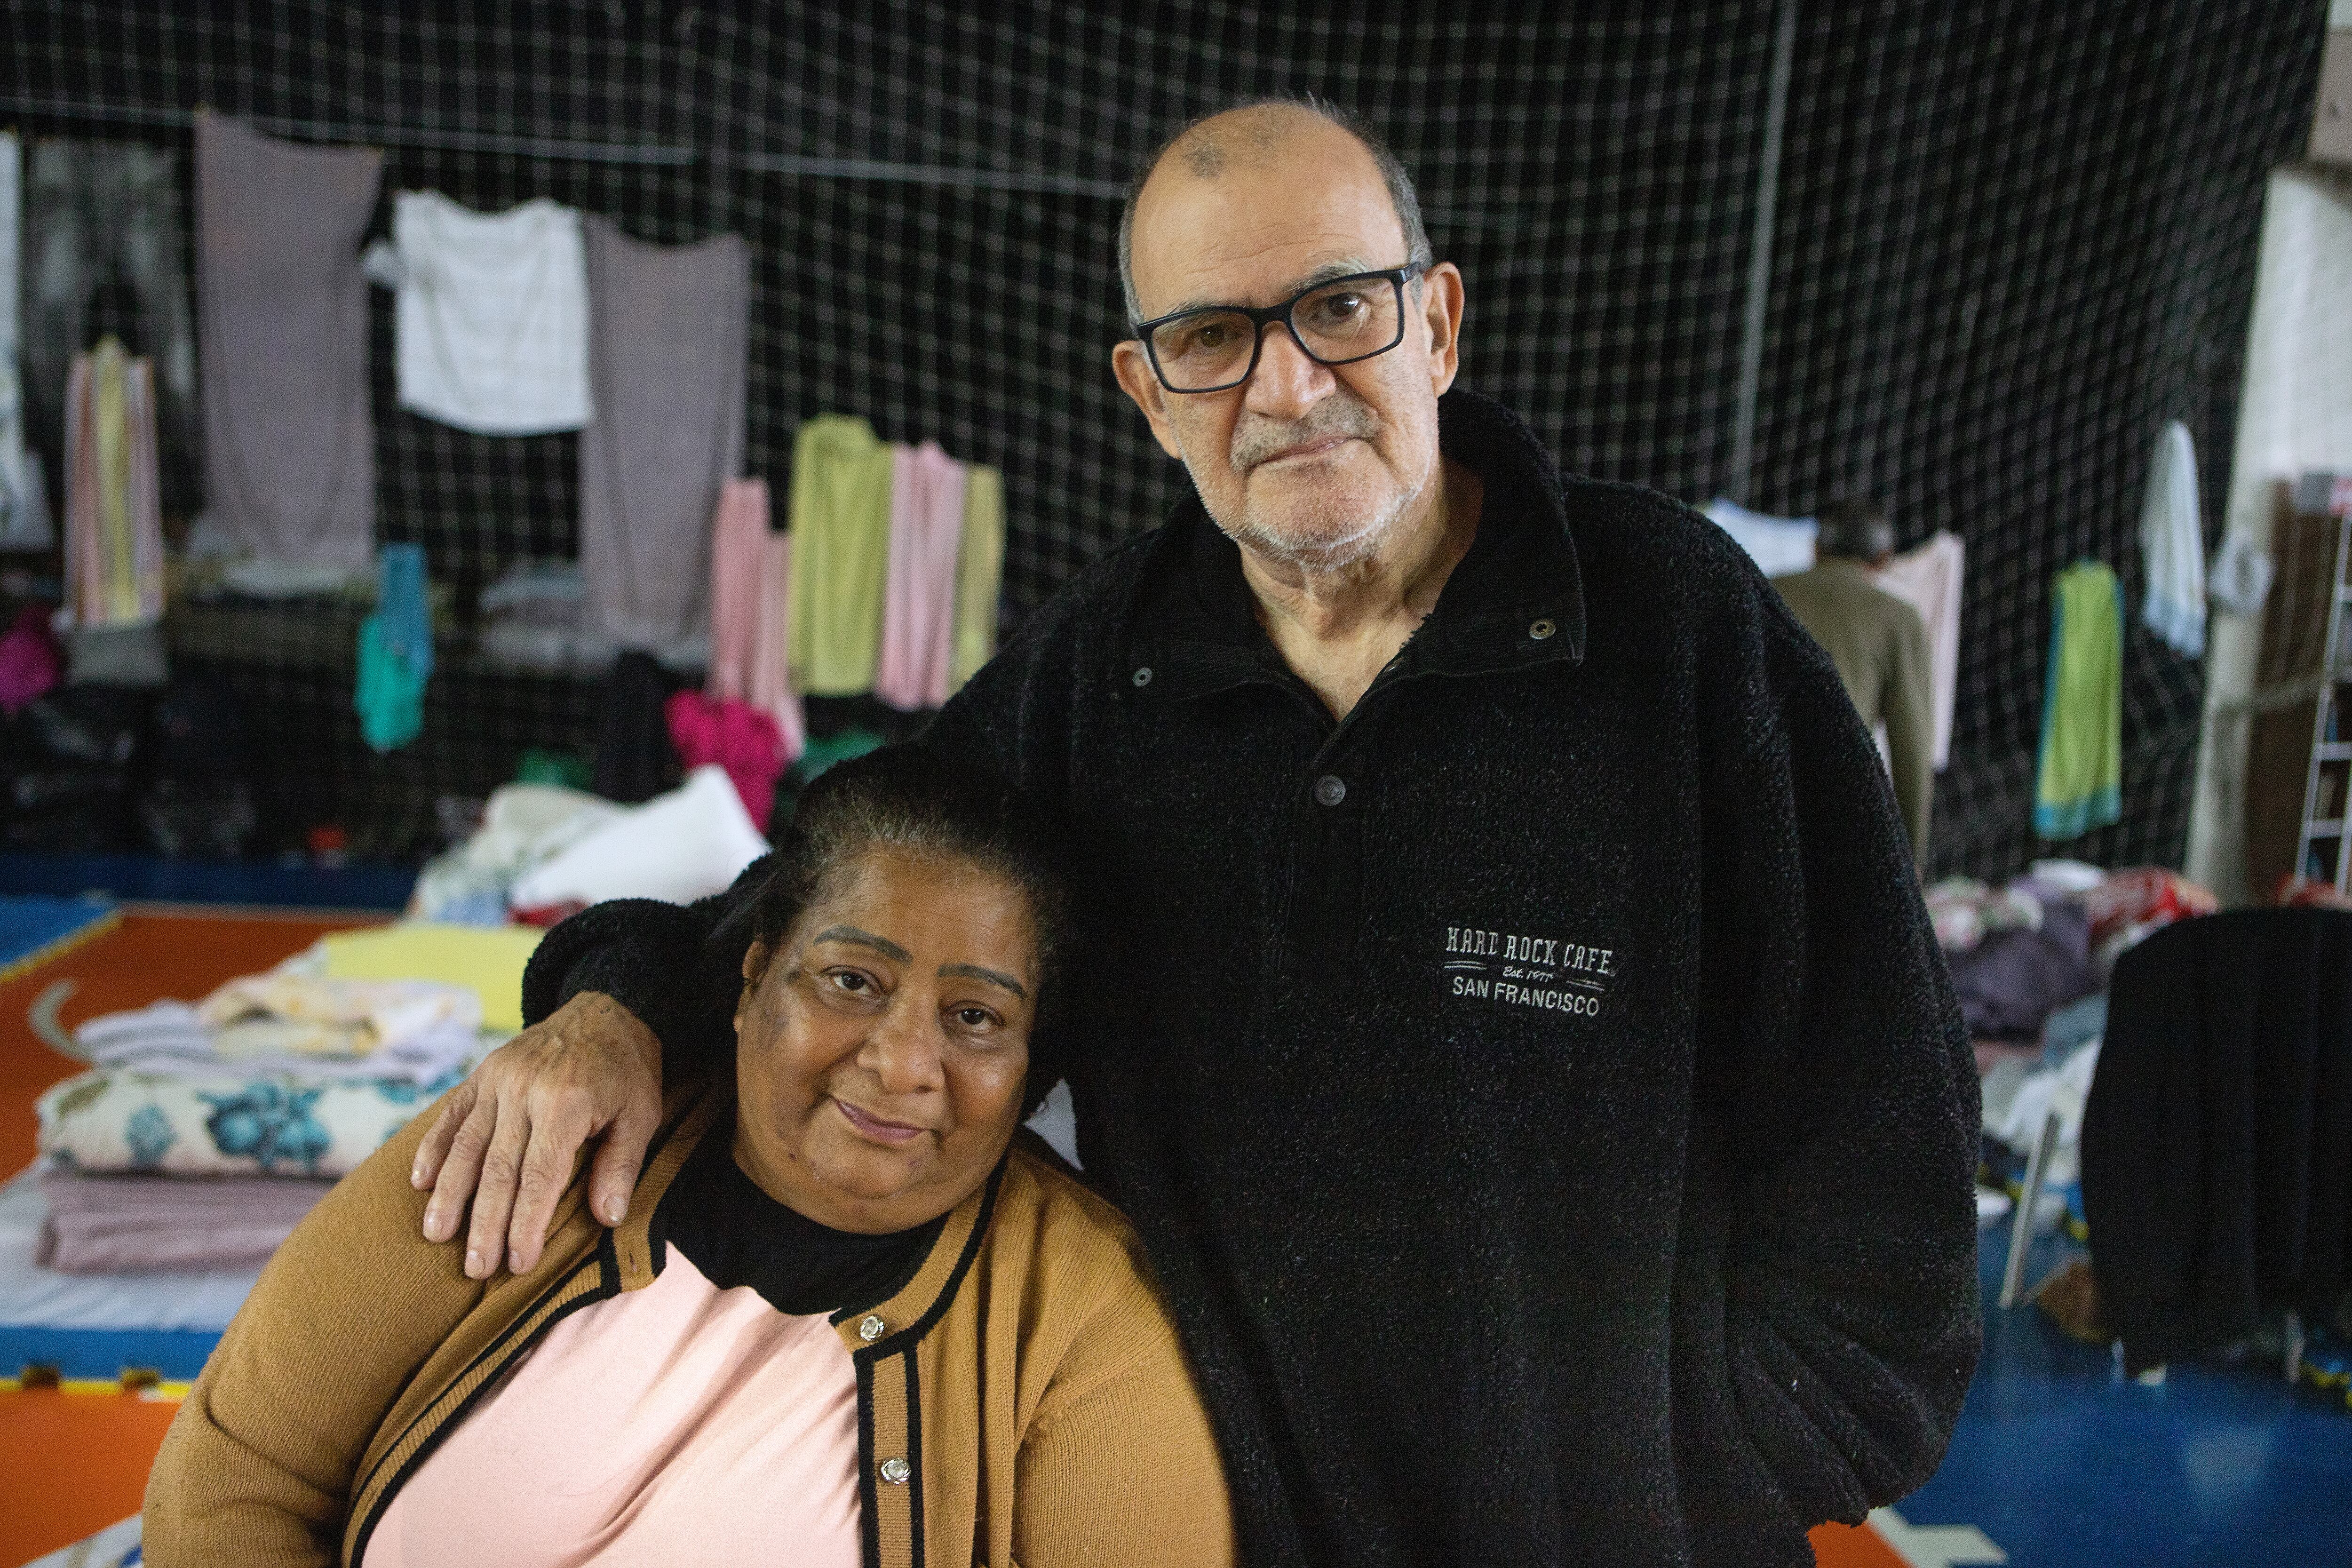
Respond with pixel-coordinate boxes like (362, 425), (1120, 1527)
(356, 543), (431, 752)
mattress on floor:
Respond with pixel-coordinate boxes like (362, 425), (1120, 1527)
(0, 1166), (258, 1380)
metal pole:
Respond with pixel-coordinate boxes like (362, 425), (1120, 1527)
(1999, 1109), (2064, 1310)
(1726, 0), (1799, 506)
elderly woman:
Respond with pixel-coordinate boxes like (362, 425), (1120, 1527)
(144, 747), (1233, 1568)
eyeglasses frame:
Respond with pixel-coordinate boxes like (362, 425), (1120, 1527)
(1130, 263), (1429, 395)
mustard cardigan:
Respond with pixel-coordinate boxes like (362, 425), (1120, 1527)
(144, 1083), (1234, 1568)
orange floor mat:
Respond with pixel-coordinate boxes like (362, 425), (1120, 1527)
(0, 1388), (183, 1566)
(1809, 1520), (1906, 1567)
(0, 905), (380, 1566)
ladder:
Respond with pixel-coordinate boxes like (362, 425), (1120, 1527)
(2292, 477), (2352, 894)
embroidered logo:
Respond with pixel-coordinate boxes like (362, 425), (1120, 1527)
(1443, 924), (1616, 1017)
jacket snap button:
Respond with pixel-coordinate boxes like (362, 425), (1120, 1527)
(1312, 775), (1347, 807)
(880, 1457), (912, 1485)
(1131, 666), (1153, 687)
(1528, 618), (1557, 641)
(858, 1314), (886, 1342)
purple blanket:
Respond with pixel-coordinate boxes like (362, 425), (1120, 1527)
(37, 1166), (334, 1274)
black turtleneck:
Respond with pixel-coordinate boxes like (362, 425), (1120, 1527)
(657, 1120), (945, 1317)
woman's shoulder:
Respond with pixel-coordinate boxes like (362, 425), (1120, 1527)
(989, 1131), (1163, 1306)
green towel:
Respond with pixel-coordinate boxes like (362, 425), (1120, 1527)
(949, 463), (1005, 691)
(786, 414), (896, 695)
(2034, 560), (2122, 839)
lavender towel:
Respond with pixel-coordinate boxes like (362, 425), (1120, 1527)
(195, 112), (380, 569)
(36, 1166), (334, 1274)
(580, 217), (748, 653)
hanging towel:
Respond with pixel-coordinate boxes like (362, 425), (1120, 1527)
(195, 113), (379, 570)
(1703, 495), (1817, 578)
(786, 414), (896, 696)
(875, 441), (969, 711)
(579, 217), (748, 654)
(2139, 420), (2205, 658)
(2035, 561), (2124, 840)
(706, 477), (804, 762)
(2208, 531), (2273, 618)
(0, 131), (52, 552)
(356, 543), (432, 753)
(22, 136), (198, 516)
(1872, 530), (1964, 772)
(62, 338), (164, 627)
(951, 463), (1005, 690)
(384, 192), (591, 435)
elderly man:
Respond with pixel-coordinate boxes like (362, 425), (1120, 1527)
(415, 99), (1979, 1567)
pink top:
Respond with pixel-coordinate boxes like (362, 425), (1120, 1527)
(368, 1249), (862, 1568)
(874, 440), (969, 712)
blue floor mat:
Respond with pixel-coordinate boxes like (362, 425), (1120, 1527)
(0, 896), (115, 978)
(1898, 1225), (2352, 1567)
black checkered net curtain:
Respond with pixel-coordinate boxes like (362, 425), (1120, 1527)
(7, 1), (2322, 873)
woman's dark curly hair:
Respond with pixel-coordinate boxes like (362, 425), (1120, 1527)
(715, 743), (1073, 1117)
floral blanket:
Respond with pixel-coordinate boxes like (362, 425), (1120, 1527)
(35, 1065), (468, 1178)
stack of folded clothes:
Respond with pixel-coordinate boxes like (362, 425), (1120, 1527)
(32, 946), (498, 1275)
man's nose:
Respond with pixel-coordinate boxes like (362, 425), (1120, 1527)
(1244, 321), (1335, 419)
(862, 1004), (946, 1097)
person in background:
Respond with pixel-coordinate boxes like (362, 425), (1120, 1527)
(405, 98), (1979, 1566)
(1775, 496), (1937, 866)
(144, 747), (1232, 1568)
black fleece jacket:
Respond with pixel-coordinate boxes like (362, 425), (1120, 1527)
(525, 388), (1981, 1568)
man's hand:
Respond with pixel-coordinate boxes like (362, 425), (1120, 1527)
(410, 991), (664, 1279)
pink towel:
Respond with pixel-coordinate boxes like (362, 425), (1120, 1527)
(0, 605), (62, 714)
(704, 477), (804, 763)
(874, 442), (968, 711)
(665, 690), (785, 831)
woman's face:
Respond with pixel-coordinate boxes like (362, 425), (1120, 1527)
(732, 846), (1039, 1234)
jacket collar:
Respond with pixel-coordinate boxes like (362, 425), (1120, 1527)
(622, 1081), (1004, 1351)
(1121, 386), (1587, 704)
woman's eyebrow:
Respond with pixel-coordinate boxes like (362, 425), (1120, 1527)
(810, 924), (912, 962)
(939, 963), (1028, 1000)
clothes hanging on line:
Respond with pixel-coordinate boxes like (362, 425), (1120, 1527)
(21, 133), (198, 519)
(0, 132), (54, 552)
(356, 543), (432, 753)
(2139, 419), (2205, 658)
(2034, 560), (2123, 840)
(63, 338), (164, 628)
(372, 192), (592, 436)
(787, 414), (895, 696)
(705, 476), (804, 763)
(1871, 529), (1964, 772)
(875, 440), (969, 712)
(195, 112), (380, 570)
(951, 463), (1005, 690)
(665, 690), (786, 832)
(579, 216), (747, 654)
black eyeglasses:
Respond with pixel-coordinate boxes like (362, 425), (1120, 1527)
(1132, 263), (1426, 394)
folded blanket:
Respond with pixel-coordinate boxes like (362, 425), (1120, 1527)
(76, 998), (479, 1084)
(37, 1066), (465, 1177)
(36, 1165), (334, 1274)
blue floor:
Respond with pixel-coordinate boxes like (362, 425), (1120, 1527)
(1898, 1225), (2352, 1566)
(0, 896), (113, 973)
(0, 853), (414, 911)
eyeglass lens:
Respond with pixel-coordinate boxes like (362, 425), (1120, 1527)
(1150, 277), (1404, 391)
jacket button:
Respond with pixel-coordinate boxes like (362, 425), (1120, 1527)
(1312, 775), (1347, 807)
(1528, 618), (1557, 641)
(858, 1314), (886, 1342)
(879, 1457), (912, 1485)
(1131, 666), (1153, 687)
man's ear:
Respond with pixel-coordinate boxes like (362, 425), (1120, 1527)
(1420, 261), (1465, 397)
(1112, 340), (1187, 460)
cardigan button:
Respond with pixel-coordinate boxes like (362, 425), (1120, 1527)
(880, 1457), (913, 1485)
(1312, 775), (1347, 807)
(858, 1314), (887, 1342)
(1529, 617), (1557, 641)
(1131, 666), (1153, 687)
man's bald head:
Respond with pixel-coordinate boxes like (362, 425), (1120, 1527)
(1117, 96), (1432, 322)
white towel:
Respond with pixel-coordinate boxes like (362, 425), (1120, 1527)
(0, 131), (53, 552)
(2139, 419), (2205, 658)
(389, 192), (592, 436)
(1702, 495), (1817, 578)
(1873, 530), (1965, 772)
